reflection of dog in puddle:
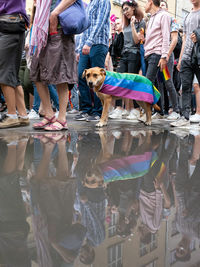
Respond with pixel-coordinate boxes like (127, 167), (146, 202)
(83, 67), (160, 127)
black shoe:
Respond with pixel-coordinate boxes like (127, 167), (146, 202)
(86, 115), (100, 122)
(74, 112), (89, 121)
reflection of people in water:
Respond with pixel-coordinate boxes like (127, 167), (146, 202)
(0, 136), (31, 266)
(172, 136), (200, 262)
(30, 134), (87, 266)
(138, 132), (177, 243)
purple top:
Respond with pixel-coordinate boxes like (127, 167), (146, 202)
(0, 0), (29, 25)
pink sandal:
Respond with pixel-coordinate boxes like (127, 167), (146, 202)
(33, 116), (56, 130)
(44, 119), (68, 131)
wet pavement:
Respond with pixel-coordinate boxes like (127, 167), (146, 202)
(0, 114), (200, 267)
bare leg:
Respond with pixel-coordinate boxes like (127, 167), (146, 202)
(1, 84), (16, 114)
(35, 82), (54, 118)
(15, 85), (28, 116)
(194, 83), (200, 114)
(57, 83), (68, 122)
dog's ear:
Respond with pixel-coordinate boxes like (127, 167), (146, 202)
(82, 69), (88, 79)
(100, 68), (106, 76)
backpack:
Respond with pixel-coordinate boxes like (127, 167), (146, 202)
(173, 32), (182, 59)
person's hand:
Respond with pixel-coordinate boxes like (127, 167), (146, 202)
(166, 54), (170, 62)
(76, 53), (80, 62)
(130, 16), (136, 27)
(191, 32), (197, 43)
(153, 179), (162, 190)
(158, 58), (167, 72)
(82, 45), (91, 55)
(49, 12), (58, 33)
(177, 60), (181, 72)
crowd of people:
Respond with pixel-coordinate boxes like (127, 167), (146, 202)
(0, 0), (200, 130)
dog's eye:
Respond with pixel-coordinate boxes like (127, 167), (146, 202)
(86, 74), (90, 78)
(93, 74), (98, 78)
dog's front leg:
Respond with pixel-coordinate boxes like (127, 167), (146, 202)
(144, 103), (152, 126)
(96, 95), (112, 127)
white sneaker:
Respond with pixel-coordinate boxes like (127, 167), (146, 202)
(68, 109), (79, 114)
(122, 109), (130, 117)
(170, 117), (190, 127)
(190, 113), (200, 123)
(109, 108), (123, 119)
(152, 112), (164, 120)
(126, 109), (140, 120)
(167, 112), (180, 120)
(109, 106), (115, 115)
(112, 130), (122, 139)
(28, 109), (40, 119)
(138, 114), (146, 122)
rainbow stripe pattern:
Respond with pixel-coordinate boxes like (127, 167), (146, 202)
(158, 65), (171, 82)
(100, 71), (160, 105)
(100, 151), (158, 183)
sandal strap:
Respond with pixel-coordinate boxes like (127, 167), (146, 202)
(44, 115), (55, 123)
(56, 119), (67, 127)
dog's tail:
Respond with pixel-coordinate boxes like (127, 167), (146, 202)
(153, 104), (161, 111)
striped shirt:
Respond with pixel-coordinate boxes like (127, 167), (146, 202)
(78, 0), (111, 52)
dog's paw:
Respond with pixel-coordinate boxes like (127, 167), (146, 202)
(144, 121), (152, 126)
(96, 121), (107, 127)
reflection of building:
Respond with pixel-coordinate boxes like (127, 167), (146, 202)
(75, 205), (200, 267)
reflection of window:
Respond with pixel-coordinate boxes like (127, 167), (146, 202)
(150, 234), (157, 252)
(113, 0), (123, 5)
(171, 220), (179, 237)
(190, 240), (196, 252)
(140, 241), (148, 257)
(108, 243), (123, 267)
(108, 213), (118, 238)
(170, 249), (177, 265)
(142, 258), (158, 267)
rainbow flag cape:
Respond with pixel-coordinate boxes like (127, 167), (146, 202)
(99, 151), (158, 183)
(158, 66), (171, 83)
(100, 71), (160, 105)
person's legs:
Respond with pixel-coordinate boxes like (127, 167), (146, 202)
(15, 85), (28, 117)
(145, 54), (161, 84)
(77, 54), (92, 114)
(70, 84), (79, 111)
(145, 54), (163, 116)
(180, 60), (194, 120)
(1, 85), (16, 114)
(32, 83), (41, 113)
(164, 54), (180, 114)
(90, 44), (108, 116)
(48, 84), (59, 111)
(35, 82), (54, 119)
(56, 83), (68, 122)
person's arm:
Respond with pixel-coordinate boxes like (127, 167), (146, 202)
(158, 13), (171, 71)
(160, 183), (171, 209)
(176, 34), (186, 71)
(167, 31), (178, 60)
(130, 16), (140, 44)
(85, 0), (110, 48)
(49, 0), (76, 33)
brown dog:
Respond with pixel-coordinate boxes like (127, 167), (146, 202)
(82, 67), (160, 127)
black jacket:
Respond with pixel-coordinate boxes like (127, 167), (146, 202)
(192, 27), (200, 65)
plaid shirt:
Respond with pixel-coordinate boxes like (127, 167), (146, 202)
(78, 0), (111, 53)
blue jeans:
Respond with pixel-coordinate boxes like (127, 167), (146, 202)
(32, 83), (59, 113)
(140, 44), (146, 76)
(71, 84), (79, 110)
(78, 44), (108, 116)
